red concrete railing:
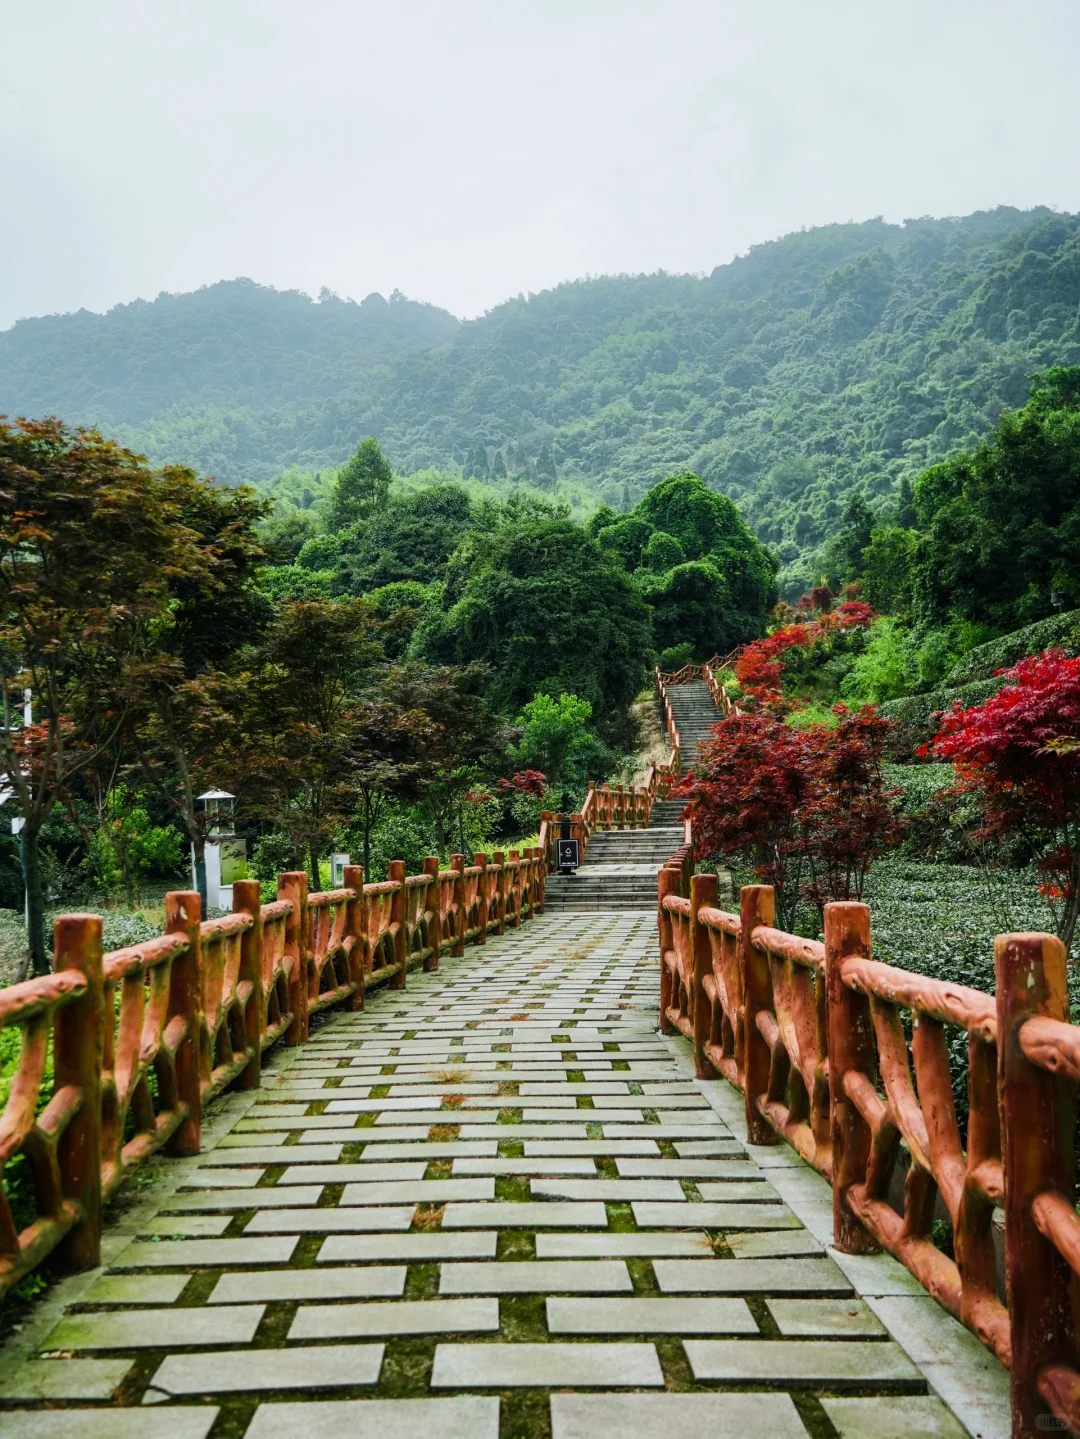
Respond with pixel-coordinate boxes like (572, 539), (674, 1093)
(0, 848), (547, 1302)
(658, 855), (1080, 1437)
(535, 763), (669, 871)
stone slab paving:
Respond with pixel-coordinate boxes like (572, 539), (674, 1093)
(0, 908), (1006, 1438)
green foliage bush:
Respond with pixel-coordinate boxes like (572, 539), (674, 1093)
(409, 518), (653, 732)
(879, 676), (1013, 755)
(943, 608), (1080, 685)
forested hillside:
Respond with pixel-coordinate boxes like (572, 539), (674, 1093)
(3, 206), (1080, 593)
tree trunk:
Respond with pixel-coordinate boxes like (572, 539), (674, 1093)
(309, 844), (321, 892)
(1061, 853), (1080, 955)
(192, 832), (208, 913)
(22, 824), (48, 976)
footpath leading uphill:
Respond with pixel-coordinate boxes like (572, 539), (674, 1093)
(0, 912), (979, 1439)
(544, 677), (723, 914)
(0, 661), (1029, 1438)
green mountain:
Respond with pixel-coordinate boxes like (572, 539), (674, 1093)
(3, 206), (1079, 593)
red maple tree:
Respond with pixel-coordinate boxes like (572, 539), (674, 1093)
(734, 600), (876, 700)
(497, 769), (547, 797)
(931, 649), (1080, 948)
(800, 707), (906, 915)
(676, 705), (903, 929)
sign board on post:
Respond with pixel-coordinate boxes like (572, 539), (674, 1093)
(332, 853), (350, 887)
(194, 836), (247, 911)
(557, 838), (580, 873)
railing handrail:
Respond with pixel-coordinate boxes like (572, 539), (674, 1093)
(0, 847), (548, 1303)
(659, 829), (1080, 1436)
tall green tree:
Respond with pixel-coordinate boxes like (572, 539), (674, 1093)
(328, 437), (393, 531)
(411, 519), (652, 738)
(252, 599), (384, 886)
(0, 420), (187, 973)
(463, 441), (489, 481)
(912, 367), (1080, 629)
(632, 473), (777, 630)
(534, 441), (557, 491)
(125, 472), (271, 909)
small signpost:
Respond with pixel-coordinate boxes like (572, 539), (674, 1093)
(556, 813), (579, 874)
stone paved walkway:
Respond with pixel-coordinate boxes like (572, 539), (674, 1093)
(0, 912), (1009, 1438)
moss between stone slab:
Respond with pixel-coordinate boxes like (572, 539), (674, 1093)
(497, 1229), (534, 1260)
(403, 1260), (440, 1300)
(792, 1395), (842, 1439)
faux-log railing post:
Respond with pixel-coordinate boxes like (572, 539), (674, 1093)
(343, 865), (366, 1007)
(824, 901), (879, 1254)
(53, 914), (104, 1270)
(658, 865), (681, 1036)
(474, 853), (488, 944)
(232, 878), (264, 1090)
(740, 884), (779, 1148)
(691, 872), (718, 1079)
(996, 930), (1076, 1437)
(451, 854), (466, 956)
(492, 853), (507, 935)
(508, 850), (522, 929)
(388, 860), (407, 988)
(279, 871), (310, 1042)
(164, 891), (203, 1155)
(423, 857), (441, 971)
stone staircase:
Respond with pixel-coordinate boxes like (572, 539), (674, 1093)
(544, 680), (722, 912)
(667, 678), (721, 775)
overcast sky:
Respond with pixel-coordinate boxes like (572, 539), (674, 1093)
(2, 0), (1078, 330)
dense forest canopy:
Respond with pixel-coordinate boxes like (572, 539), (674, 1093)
(4, 206), (1080, 594)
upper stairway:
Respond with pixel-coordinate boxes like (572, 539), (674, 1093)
(666, 678), (721, 775)
(543, 677), (723, 912)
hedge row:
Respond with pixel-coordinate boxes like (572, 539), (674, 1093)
(943, 609), (1080, 686)
(880, 675), (1014, 756)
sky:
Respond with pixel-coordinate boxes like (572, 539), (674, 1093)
(2, 0), (1079, 331)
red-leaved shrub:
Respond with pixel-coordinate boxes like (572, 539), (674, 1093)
(931, 649), (1080, 948)
(675, 705), (903, 930)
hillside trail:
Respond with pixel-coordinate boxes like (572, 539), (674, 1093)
(0, 681), (1005, 1437)
(545, 679), (724, 914)
(0, 903), (1003, 1438)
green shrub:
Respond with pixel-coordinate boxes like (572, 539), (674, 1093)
(943, 609), (1080, 685)
(659, 642), (694, 671)
(879, 676), (1013, 756)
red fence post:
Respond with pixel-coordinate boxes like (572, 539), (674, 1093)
(508, 850), (522, 929)
(740, 884), (779, 1147)
(996, 930), (1075, 1436)
(691, 872), (718, 1079)
(492, 852), (507, 935)
(423, 856), (441, 970)
(451, 854), (466, 955)
(474, 853), (488, 944)
(658, 866), (680, 1036)
(164, 891), (203, 1154)
(388, 859), (407, 987)
(825, 901), (879, 1254)
(343, 865), (366, 1008)
(533, 846), (545, 914)
(231, 878), (263, 1089)
(53, 913), (104, 1270)
(279, 871), (310, 1042)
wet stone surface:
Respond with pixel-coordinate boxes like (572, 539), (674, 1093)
(0, 907), (1005, 1438)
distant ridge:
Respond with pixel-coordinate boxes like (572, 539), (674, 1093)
(3, 206), (1078, 592)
